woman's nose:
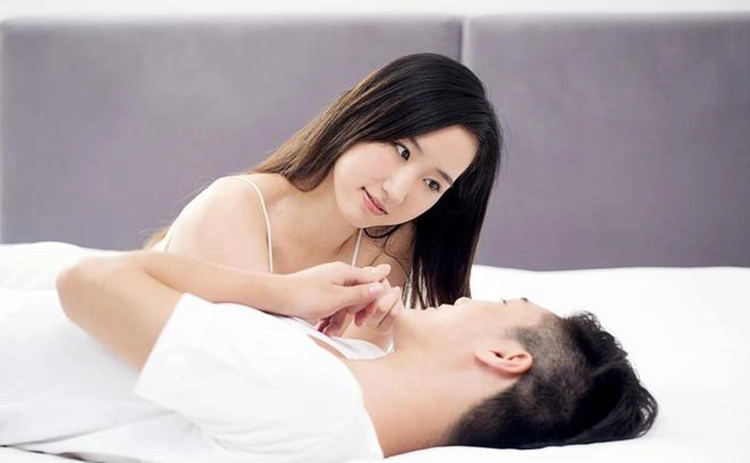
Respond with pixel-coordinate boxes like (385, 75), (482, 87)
(382, 171), (413, 205)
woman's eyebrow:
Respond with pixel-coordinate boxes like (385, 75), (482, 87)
(407, 136), (423, 154)
(436, 169), (455, 186)
(407, 136), (455, 186)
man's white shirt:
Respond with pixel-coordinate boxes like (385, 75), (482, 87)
(0, 289), (384, 462)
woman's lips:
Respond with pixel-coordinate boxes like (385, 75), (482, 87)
(363, 189), (387, 215)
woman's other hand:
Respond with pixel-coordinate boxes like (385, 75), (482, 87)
(355, 278), (403, 331)
(318, 273), (404, 339)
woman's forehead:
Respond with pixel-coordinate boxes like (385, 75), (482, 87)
(416, 126), (477, 174)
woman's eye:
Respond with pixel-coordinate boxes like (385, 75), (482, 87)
(425, 179), (442, 192)
(395, 143), (410, 160)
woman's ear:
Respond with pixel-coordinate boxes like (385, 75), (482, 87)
(474, 346), (533, 376)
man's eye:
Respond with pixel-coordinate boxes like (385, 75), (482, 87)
(425, 179), (441, 192)
(395, 143), (410, 160)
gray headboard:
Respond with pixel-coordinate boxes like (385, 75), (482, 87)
(2, 14), (749, 269)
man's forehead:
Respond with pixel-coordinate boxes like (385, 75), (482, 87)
(473, 299), (554, 325)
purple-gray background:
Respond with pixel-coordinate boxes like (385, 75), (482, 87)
(2, 14), (748, 269)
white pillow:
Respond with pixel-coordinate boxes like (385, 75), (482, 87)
(0, 242), (118, 290)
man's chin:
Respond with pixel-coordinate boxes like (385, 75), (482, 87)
(391, 309), (421, 347)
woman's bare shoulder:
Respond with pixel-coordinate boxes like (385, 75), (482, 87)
(217, 172), (293, 203)
(182, 175), (267, 220)
(161, 174), (282, 271)
(212, 173), (278, 199)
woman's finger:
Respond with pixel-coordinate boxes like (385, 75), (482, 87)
(354, 300), (377, 326)
(322, 311), (348, 337)
(364, 286), (400, 328)
(352, 282), (394, 327)
(335, 280), (384, 313)
(377, 288), (404, 331)
(341, 263), (391, 286)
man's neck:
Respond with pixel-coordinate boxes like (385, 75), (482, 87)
(343, 352), (486, 457)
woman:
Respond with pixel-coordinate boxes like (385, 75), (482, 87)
(144, 53), (503, 349)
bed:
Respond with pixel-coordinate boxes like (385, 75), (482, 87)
(1, 242), (749, 462)
(2, 12), (749, 463)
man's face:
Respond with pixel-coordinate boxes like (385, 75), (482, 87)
(393, 298), (554, 352)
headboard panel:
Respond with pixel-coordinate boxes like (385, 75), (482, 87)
(467, 14), (750, 268)
(2, 14), (748, 269)
(0, 16), (461, 249)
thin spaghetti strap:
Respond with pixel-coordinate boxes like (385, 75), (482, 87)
(351, 228), (363, 267)
(226, 176), (274, 274)
(160, 225), (175, 252)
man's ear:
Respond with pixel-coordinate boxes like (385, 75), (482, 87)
(474, 345), (533, 376)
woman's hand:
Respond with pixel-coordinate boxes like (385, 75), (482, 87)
(273, 262), (391, 321)
(318, 274), (404, 339)
(355, 277), (404, 330)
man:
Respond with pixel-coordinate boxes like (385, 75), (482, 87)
(0, 251), (656, 462)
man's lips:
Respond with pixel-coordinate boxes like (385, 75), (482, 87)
(363, 189), (388, 215)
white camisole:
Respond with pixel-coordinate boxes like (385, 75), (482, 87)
(153, 176), (383, 359)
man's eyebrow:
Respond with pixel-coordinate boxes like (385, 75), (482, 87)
(407, 136), (455, 186)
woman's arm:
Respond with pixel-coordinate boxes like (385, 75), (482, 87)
(57, 252), (388, 371)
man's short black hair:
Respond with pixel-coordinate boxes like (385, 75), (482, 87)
(446, 311), (657, 449)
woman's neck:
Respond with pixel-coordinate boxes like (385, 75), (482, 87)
(268, 174), (361, 264)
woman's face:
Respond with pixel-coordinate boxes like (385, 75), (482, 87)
(332, 125), (478, 228)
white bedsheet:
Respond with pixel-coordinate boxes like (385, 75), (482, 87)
(1, 242), (749, 462)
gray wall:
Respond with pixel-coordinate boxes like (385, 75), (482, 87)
(467, 14), (750, 268)
(2, 14), (749, 269)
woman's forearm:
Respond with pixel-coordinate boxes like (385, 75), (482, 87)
(56, 251), (286, 370)
(57, 250), (387, 370)
(120, 251), (283, 311)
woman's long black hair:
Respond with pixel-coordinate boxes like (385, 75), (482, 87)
(147, 53), (503, 308)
